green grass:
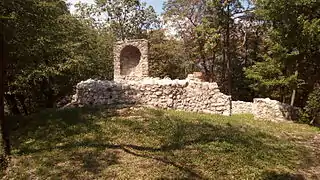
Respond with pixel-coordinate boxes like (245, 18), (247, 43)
(1, 107), (320, 179)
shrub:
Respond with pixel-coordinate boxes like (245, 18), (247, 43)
(300, 88), (320, 125)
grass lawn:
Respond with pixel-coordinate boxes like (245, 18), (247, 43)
(1, 106), (320, 179)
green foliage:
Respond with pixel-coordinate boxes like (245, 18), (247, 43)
(245, 57), (298, 101)
(1, 0), (114, 113)
(300, 88), (320, 125)
(1, 0), (319, 117)
(148, 30), (193, 79)
(164, 0), (258, 100)
(94, 0), (159, 40)
(246, 0), (320, 105)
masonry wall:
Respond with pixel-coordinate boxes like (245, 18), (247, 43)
(71, 78), (299, 122)
(232, 101), (253, 114)
(114, 39), (149, 81)
(72, 78), (231, 115)
(252, 98), (300, 122)
(231, 99), (300, 121)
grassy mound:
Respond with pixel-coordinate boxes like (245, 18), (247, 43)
(1, 107), (319, 179)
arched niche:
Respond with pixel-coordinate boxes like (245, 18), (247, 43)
(120, 45), (141, 76)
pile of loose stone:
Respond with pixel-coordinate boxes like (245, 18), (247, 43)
(72, 77), (231, 115)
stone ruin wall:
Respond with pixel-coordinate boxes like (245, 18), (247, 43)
(70, 78), (299, 122)
(232, 99), (299, 121)
(232, 101), (253, 114)
(252, 98), (300, 122)
(69, 39), (299, 122)
(72, 78), (231, 116)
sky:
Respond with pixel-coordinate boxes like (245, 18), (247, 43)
(66, 0), (165, 14)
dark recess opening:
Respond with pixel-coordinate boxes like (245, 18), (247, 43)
(120, 45), (141, 75)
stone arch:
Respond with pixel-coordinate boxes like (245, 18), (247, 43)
(114, 39), (149, 81)
(120, 45), (141, 76)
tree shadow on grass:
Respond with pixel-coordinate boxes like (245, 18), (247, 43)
(7, 107), (319, 179)
(36, 121), (315, 179)
(6, 106), (125, 179)
(70, 148), (119, 175)
(9, 106), (118, 153)
(261, 171), (306, 180)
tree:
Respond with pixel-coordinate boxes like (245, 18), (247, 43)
(93, 0), (159, 40)
(300, 86), (320, 125)
(245, 0), (320, 106)
(163, 0), (206, 76)
(0, 0), (17, 159)
(164, 0), (257, 102)
(148, 30), (192, 79)
(1, 25), (10, 160)
(1, 0), (114, 114)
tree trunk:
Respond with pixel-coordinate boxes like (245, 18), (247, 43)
(221, 34), (226, 89)
(40, 76), (55, 109)
(16, 94), (28, 115)
(197, 34), (210, 81)
(45, 88), (55, 108)
(4, 94), (20, 115)
(280, 86), (285, 103)
(290, 66), (299, 106)
(226, 4), (232, 115)
(1, 32), (11, 158)
(210, 54), (216, 82)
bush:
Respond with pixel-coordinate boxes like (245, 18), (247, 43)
(300, 88), (320, 125)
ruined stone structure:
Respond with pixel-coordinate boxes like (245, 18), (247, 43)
(114, 39), (149, 81)
(252, 98), (299, 122)
(232, 101), (253, 114)
(232, 99), (299, 121)
(72, 78), (231, 115)
(69, 39), (299, 122)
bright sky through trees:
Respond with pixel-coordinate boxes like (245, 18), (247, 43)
(66, 0), (165, 14)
